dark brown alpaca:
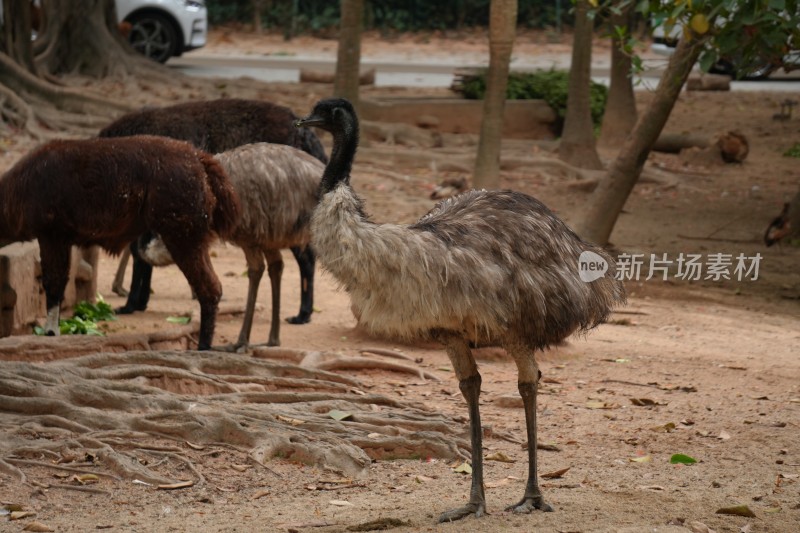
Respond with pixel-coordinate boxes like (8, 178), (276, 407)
(99, 98), (327, 325)
(0, 135), (240, 350)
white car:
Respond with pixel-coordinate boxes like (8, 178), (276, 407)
(117, 0), (208, 63)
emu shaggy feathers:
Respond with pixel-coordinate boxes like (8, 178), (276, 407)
(299, 97), (625, 523)
(0, 135), (240, 349)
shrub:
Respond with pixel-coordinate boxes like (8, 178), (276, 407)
(459, 69), (608, 132)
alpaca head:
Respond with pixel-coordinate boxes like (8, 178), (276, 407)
(295, 98), (357, 135)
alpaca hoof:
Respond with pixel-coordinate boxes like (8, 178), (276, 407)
(438, 502), (485, 523)
(286, 313), (311, 325)
(45, 329), (57, 337)
(115, 304), (145, 315)
(506, 496), (553, 514)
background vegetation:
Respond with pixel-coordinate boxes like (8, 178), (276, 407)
(207, 0), (574, 33)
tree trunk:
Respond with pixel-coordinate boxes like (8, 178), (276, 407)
(473, 0), (517, 189)
(559, 0), (603, 169)
(334, 0), (364, 105)
(36, 0), (142, 77)
(1, 0), (36, 74)
(599, 5), (637, 148)
(575, 36), (706, 245)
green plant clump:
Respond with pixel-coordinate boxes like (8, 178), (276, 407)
(783, 143), (800, 158)
(460, 69), (608, 131)
(33, 295), (116, 337)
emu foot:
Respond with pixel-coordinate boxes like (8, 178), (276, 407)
(285, 313), (311, 325)
(111, 285), (129, 297)
(506, 496), (553, 514)
(214, 343), (249, 354)
(438, 502), (485, 523)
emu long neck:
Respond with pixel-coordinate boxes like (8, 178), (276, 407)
(320, 119), (359, 194)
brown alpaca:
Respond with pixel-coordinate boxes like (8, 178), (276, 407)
(0, 135), (240, 350)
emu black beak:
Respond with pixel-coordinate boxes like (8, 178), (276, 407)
(295, 115), (324, 129)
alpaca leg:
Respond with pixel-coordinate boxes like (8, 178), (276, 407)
(265, 249), (284, 346)
(112, 248), (131, 297)
(38, 240), (71, 336)
(436, 333), (486, 522)
(506, 344), (553, 514)
(231, 247), (265, 352)
(170, 249), (221, 350)
(287, 245), (314, 324)
(117, 241), (152, 314)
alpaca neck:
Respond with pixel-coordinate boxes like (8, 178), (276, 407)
(320, 119), (359, 194)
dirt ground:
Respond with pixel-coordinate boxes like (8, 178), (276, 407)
(1, 29), (799, 533)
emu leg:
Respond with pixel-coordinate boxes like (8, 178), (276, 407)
(112, 248), (131, 297)
(287, 245), (314, 324)
(230, 248), (265, 352)
(506, 345), (553, 514)
(437, 334), (486, 522)
(38, 240), (71, 336)
(264, 249), (284, 346)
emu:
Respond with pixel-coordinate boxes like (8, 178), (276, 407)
(138, 143), (323, 349)
(764, 189), (799, 247)
(99, 98), (327, 326)
(0, 136), (240, 350)
(296, 99), (626, 522)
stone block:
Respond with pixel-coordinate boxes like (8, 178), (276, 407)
(0, 243), (99, 337)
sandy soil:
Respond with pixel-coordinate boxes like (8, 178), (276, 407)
(1, 29), (799, 533)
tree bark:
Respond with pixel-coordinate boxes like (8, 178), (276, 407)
(575, 36), (706, 245)
(36, 0), (144, 78)
(559, 0), (603, 169)
(1, 0), (37, 74)
(473, 0), (517, 189)
(599, 5), (637, 148)
(334, 0), (364, 105)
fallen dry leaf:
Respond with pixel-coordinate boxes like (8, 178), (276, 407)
(10, 511), (36, 520)
(23, 522), (54, 532)
(485, 478), (512, 489)
(251, 489), (270, 500)
(629, 456), (652, 463)
(716, 504), (756, 517)
(689, 522), (717, 533)
(329, 500), (353, 506)
(157, 480), (195, 490)
(485, 451), (515, 463)
(541, 467), (570, 479)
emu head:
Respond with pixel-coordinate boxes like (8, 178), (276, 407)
(295, 98), (356, 135)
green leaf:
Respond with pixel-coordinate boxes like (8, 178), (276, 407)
(716, 504), (756, 517)
(453, 462), (472, 474)
(327, 410), (353, 422)
(670, 453), (697, 464)
(166, 316), (191, 324)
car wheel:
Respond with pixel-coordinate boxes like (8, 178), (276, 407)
(127, 13), (179, 63)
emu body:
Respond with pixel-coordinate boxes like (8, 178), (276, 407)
(99, 98), (327, 324)
(140, 143), (323, 349)
(297, 99), (625, 522)
(0, 136), (239, 350)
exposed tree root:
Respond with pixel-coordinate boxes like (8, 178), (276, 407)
(0, 350), (467, 488)
(253, 346), (441, 381)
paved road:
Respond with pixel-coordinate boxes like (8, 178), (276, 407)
(168, 53), (800, 91)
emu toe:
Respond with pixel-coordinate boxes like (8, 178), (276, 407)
(506, 496), (553, 514)
(438, 502), (485, 523)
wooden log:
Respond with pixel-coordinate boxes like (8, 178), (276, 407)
(686, 73), (731, 91)
(299, 69), (375, 85)
(652, 133), (711, 154)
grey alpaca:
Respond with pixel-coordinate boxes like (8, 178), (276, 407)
(138, 143), (323, 349)
(296, 99), (626, 522)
